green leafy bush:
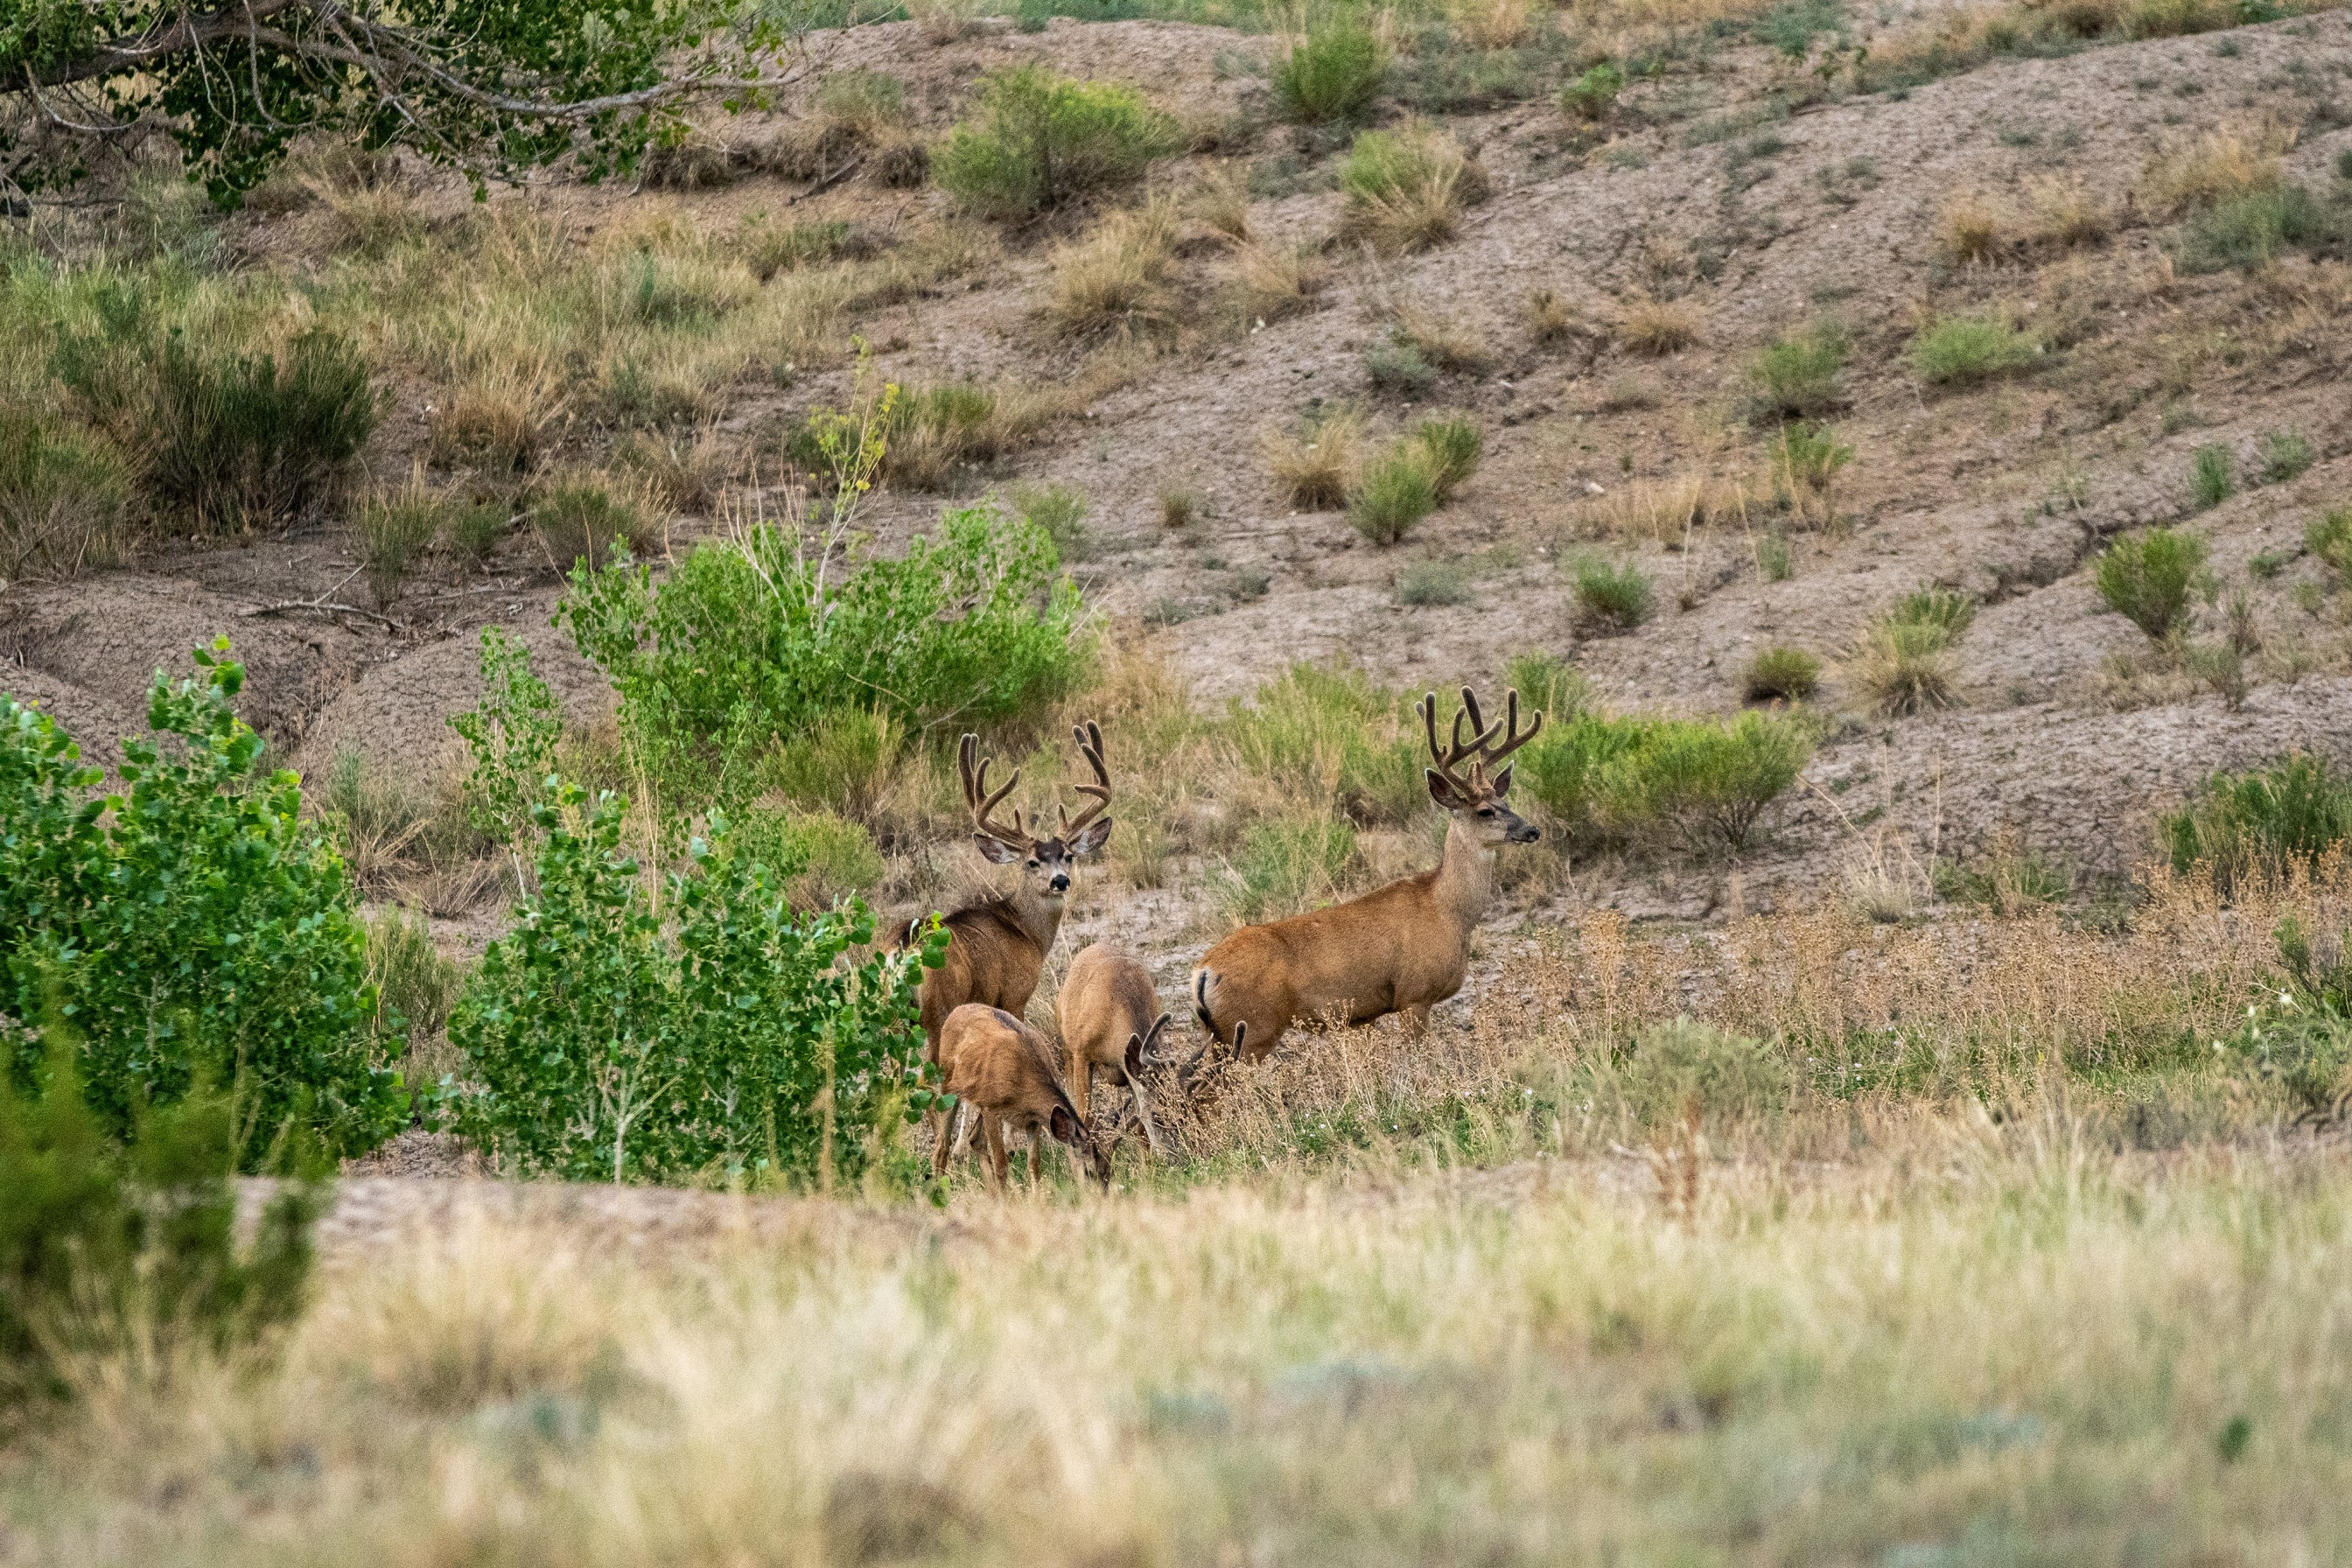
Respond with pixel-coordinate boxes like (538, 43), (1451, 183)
(558, 502), (1088, 811)
(1559, 61), (1624, 120)
(2160, 753), (2352, 895)
(0, 647), (402, 1161)
(1273, 20), (1390, 125)
(2176, 184), (2341, 273)
(1743, 645), (1821, 703)
(1516, 708), (1810, 853)
(1218, 814), (1359, 922)
(1348, 442), (1440, 544)
(447, 627), (564, 856)
(933, 66), (1180, 218)
(447, 781), (943, 1185)
(1746, 320), (1848, 420)
(1225, 664), (1424, 827)
(1, 1048), (320, 1415)
(2096, 526), (2209, 640)
(1573, 556), (1655, 632)
(2190, 443), (2235, 511)
(1910, 312), (2040, 387)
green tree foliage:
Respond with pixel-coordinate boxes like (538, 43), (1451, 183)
(0, 1043), (320, 1416)
(0, 0), (809, 204)
(447, 626), (563, 855)
(446, 780), (947, 1186)
(0, 644), (402, 1161)
(557, 502), (1090, 812)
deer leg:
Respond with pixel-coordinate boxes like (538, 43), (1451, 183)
(982, 1113), (1008, 1194)
(1401, 1003), (1433, 1040)
(928, 1102), (961, 1178)
(1128, 1074), (1169, 1161)
(1066, 1054), (1095, 1183)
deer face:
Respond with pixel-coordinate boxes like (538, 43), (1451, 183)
(976, 817), (1113, 897)
(1427, 767), (1540, 846)
(1049, 1102), (1114, 1188)
(1422, 685), (1544, 849)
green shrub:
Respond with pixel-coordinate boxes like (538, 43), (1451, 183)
(1348, 443), (1440, 545)
(1852, 619), (1956, 716)
(727, 803), (886, 909)
(559, 502), (1088, 811)
(1767, 420), (1853, 500)
(447, 627), (564, 856)
(354, 488), (438, 608)
(444, 497), (509, 568)
(1338, 122), (1485, 251)
(1502, 652), (1590, 722)
(141, 328), (376, 531)
(2259, 427), (2316, 484)
(0, 411), (130, 578)
(1410, 414), (1482, 500)
(1745, 320), (1848, 420)
(448, 780), (943, 1185)
(1366, 341), (1438, 396)
(1606, 710), (1811, 852)
(2189, 442), (2235, 511)
(366, 908), (463, 1045)
(1218, 814), (1358, 923)
(0, 1049), (320, 1415)
(1394, 557), (1474, 606)
(2306, 508), (2352, 578)
(532, 480), (640, 573)
(2160, 753), (2352, 896)
(1273, 20), (1390, 125)
(1743, 645), (1821, 703)
(2176, 184), (2340, 274)
(1514, 711), (1657, 847)
(1559, 1017), (1794, 1139)
(2221, 916), (2352, 1118)
(1559, 61), (1624, 120)
(760, 706), (906, 824)
(741, 219), (854, 281)
(1893, 585), (1977, 639)
(2096, 526), (2209, 640)
(0, 647), (402, 1162)
(1010, 480), (1091, 561)
(933, 66), (1180, 218)
(1573, 556), (1655, 632)
(1756, 530), (1794, 581)
(1226, 664), (1424, 827)
(1910, 312), (2040, 387)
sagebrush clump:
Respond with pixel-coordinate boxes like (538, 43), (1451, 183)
(934, 66), (1180, 218)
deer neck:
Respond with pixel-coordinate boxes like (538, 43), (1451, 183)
(1432, 816), (1496, 934)
(1005, 882), (1068, 956)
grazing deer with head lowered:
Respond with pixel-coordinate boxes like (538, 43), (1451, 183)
(1055, 942), (1172, 1163)
(933, 1003), (1111, 1192)
(1189, 685), (1543, 1062)
(899, 723), (1114, 1060)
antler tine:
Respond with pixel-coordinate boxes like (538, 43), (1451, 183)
(1421, 691), (1474, 791)
(962, 732), (1031, 846)
(1058, 718), (1113, 836)
(1480, 688), (1545, 766)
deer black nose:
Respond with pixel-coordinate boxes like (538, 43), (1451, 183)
(1515, 823), (1542, 844)
(1049, 872), (1070, 892)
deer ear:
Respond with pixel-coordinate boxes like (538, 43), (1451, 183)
(1426, 767), (1468, 810)
(974, 833), (1024, 864)
(1070, 816), (1113, 856)
(1049, 1104), (1079, 1143)
(1491, 763), (1514, 798)
(1124, 1031), (1145, 1078)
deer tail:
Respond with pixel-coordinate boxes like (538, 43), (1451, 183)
(1192, 968), (1222, 1044)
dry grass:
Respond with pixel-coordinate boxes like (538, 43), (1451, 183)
(1581, 472), (1757, 546)
(1190, 168), (1252, 242)
(1940, 175), (2113, 263)
(1049, 200), (1180, 339)
(2138, 121), (2294, 218)
(1389, 302), (1494, 374)
(1445, 0), (1537, 46)
(1224, 242), (1326, 327)
(1262, 407), (1364, 510)
(1619, 291), (1701, 354)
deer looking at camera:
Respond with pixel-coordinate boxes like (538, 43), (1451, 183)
(1190, 685), (1543, 1062)
(900, 723), (1114, 1060)
(932, 1003), (1111, 1193)
(1055, 942), (1172, 1163)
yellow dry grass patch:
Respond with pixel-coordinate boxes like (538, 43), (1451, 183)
(2138, 120), (2295, 218)
(1619, 291), (1702, 354)
(1050, 200), (1181, 339)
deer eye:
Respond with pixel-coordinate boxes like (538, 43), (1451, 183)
(1476, 807), (1495, 818)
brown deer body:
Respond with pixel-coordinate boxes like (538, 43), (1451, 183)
(1054, 942), (1172, 1163)
(1191, 687), (1543, 1062)
(900, 724), (1114, 1060)
(932, 1003), (1110, 1192)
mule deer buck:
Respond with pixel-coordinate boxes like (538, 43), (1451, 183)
(899, 723), (1114, 1059)
(1190, 685), (1543, 1061)
(931, 1003), (1111, 1192)
(1055, 942), (1172, 1163)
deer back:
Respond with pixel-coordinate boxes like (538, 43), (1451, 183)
(1057, 942), (1166, 1077)
(938, 1004), (1084, 1139)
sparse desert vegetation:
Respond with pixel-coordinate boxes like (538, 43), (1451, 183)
(5, 0), (2352, 1558)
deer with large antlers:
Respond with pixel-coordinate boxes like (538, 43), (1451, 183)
(898, 722), (1115, 1061)
(1189, 685), (1543, 1062)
